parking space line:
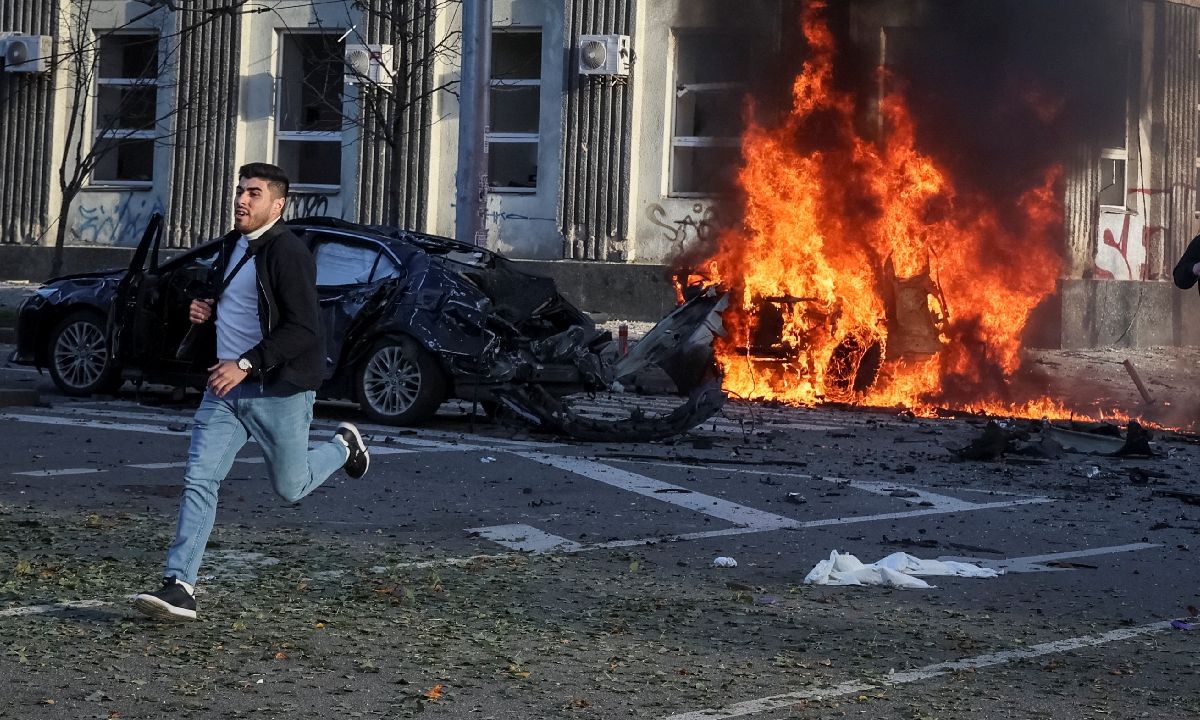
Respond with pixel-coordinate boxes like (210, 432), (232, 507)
(515, 453), (794, 530)
(940, 542), (1161, 573)
(469, 524), (582, 553)
(470, 454), (1052, 554)
(0, 599), (111, 617)
(663, 619), (1175, 720)
(608, 457), (1036, 508)
(0, 413), (192, 437)
(13, 468), (106, 477)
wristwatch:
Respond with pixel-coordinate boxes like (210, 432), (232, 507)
(236, 357), (253, 372)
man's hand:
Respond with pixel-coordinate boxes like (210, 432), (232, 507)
(190, 299), (215, 324)
(207, 360), (249, 397)
(1192, 262), (1200, 277)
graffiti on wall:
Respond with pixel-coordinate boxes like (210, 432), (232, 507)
(284, 193), (330, 220)
(74, 194), (167, 246)
(645, 201), (719, 251)
(1094, 211), (1147, 281)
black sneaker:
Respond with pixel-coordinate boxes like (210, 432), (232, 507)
(133, 577), (197, 621)
(336, 422), (370, 479)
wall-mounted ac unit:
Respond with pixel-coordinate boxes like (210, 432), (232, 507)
(578, 34), (629, 76)
(4, 34), (51, 73)
(344, 44), (394, 86)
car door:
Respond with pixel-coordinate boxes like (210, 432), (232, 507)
(308, 231), (404, 379)
(110, 213), (166, 368)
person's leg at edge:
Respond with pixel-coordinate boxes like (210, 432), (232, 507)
(242, 388), (348, 503)
(165, 388), (250, 583)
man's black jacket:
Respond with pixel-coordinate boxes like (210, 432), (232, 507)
(1173, 234), (1200, 293)
(212, 220), (325, 391)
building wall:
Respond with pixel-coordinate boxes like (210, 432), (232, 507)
(0, 0), (56, 247)
(628, 0), (779, 265)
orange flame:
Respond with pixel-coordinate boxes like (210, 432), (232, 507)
(705, 1), (1067, 419)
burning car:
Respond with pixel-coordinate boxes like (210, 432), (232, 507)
(9, 214), (725, 440)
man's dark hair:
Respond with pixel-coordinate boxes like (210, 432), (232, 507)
(238, 162), (290, 199)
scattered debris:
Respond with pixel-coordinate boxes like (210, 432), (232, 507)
(953, 420), (1012, 461)
(882, 535), (939, 549)
(1122, 359), (1156, 405)
(1040, 561), (1098, 570)
(725, 582), (756, 591)
(1113, 421), (1156, 457)
(1171, 620), (1194, 631)
(1153, 490), (1200, 506)
(713, 557), (738, 568)
(1130, 468), (1169, 485)
(479, 456), (497, 463)
(753, 598), (777, 605)
(804, 550), (999, 589)
(786, 493), (808, 505)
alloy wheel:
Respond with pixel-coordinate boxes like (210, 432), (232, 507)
(53, 320), (109, 390)
(361, 345), (421, 417)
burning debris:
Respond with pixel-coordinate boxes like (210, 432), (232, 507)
(678, 1), (1066, 419)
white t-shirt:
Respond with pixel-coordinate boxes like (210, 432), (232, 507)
(215, 218), (278, 361)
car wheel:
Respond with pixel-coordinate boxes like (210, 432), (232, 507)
(355, 336), (445, 426)
(48, 311), (122, 396)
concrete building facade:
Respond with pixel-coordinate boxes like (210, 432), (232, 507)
(3, 0), (1200, 340)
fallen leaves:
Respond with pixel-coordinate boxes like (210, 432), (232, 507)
(424, 684), (443, 700)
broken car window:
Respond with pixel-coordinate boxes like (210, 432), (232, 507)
(314, 241), (380, 287)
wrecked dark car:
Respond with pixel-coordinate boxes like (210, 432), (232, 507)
(10, 214), (725, 440)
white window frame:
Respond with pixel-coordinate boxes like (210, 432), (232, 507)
(274, 30), (346, 194)
(668, 37), (744, 198)
(1099, 147), (1128, 211)
(90, 31), (160, 189)
(487, 28), (541, 194)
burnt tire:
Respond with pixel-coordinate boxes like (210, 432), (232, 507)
(47, 311), (122, 397)
(355, 336), (445, 426)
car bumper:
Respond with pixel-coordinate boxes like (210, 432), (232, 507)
(10, 294), (47, 366)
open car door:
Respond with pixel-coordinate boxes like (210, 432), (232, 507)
(109, 213), (166, 371)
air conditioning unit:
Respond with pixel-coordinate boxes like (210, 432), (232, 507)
(578, 34), (629, 76)
(4, 34), (51, 73)
(344, 44), (394, 86)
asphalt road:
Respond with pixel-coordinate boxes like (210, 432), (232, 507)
(1, 346), (1198, 719)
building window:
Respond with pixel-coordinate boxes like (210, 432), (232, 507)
(92, 33), (159, 185)
(276, 33), (345, 190)
(1099, 147), (1127, 209)
(670, 33), (759, 197)
(488, 29), (541, 192)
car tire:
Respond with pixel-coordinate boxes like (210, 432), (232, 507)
(47, 310), (122, 397)
(355, 336), (445, 426)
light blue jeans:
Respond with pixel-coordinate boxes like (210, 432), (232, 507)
(165, 382), (349, 584)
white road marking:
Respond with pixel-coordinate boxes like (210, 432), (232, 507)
(515, 452), (791, 530)
(940, 543), (1161, 573)
(13, 468), (106, 477)
(1, 409), (512, 456)
(0, 599), (110, 617)
(0, 413), (192, 436)
(469, 524), (581, 553)
(505, 454), (1050, 545)
(608, 458), (1030, 511)
(663, 620), (1176, 720)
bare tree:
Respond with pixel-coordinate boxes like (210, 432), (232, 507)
(46, 0), (247, 277)
(299, 0), (461, 227)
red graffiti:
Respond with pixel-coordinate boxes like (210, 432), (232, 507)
(1101, 213), (1133, 279)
